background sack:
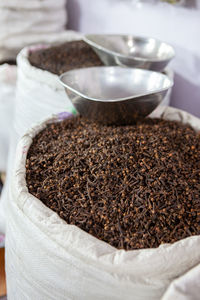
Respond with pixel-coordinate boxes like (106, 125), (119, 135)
(0, 0), (67, 62)
(0, 63), (16, 240)
(0, 64), (17, 172)
(5, 106), (200, 300)
(13, 31), (81, 137)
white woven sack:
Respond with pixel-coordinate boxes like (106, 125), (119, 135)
(0, 64), (16, 235)
(0, 63), (17, 172)
(0, 7), (66, 36)
(161, 68), (173, 107)
(5, 106), (200, 300)
(0, 0), (68, 62)
(162, 263), (200, 300)
(0, 0), (67, 9)
(14, 31), (81, 137)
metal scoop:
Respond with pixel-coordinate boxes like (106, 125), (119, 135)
(59, 66), (173, 125)
(83, 34), (175, 72)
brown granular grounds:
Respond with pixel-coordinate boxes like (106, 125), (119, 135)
(28, 40), (103, 75)
(26, 116), (200, 250)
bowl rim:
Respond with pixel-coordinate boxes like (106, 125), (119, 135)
(59, 66), (174, 103)
(83, 34), (175, 63)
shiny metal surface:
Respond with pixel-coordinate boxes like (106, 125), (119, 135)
(83, 34), (175, 72)
(59, 66), (173, 125)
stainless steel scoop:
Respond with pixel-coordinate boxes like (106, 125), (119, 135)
(83, 34), (175, 72)
(59, 66), (173, 125)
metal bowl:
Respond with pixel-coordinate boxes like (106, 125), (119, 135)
(83, 34), (175, 72)
(59, 66), (173, 125)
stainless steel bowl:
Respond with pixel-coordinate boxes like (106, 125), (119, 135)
(83, 34), (175, 72)
(59, 66), (173, 125)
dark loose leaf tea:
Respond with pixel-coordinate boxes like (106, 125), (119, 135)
(26, 116), (200, 250)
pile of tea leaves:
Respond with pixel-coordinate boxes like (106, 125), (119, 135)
(26, 116), (200, 250)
